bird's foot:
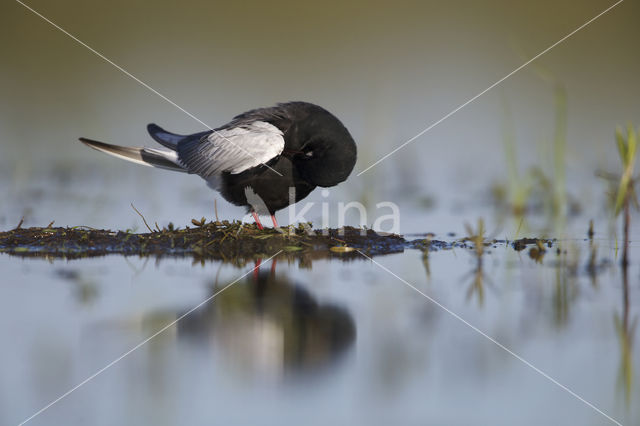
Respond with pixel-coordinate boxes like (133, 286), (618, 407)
(251, 212), (264, 230)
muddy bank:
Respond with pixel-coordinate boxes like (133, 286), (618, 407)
(0, 221), (553, 262)
(0, 222), (405, 261)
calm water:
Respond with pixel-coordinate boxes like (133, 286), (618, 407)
(2, 239), (639, 425)
(1, 170), (639, 425)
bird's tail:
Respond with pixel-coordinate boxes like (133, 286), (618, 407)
(147, 123), (186, 149)
(79, 138), (186, 172)
(146, 123), (212, 149)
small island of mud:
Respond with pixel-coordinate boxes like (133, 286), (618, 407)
(0, 220), (554, 263)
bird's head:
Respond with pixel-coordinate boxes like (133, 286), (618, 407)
(285, 105), (357, 187)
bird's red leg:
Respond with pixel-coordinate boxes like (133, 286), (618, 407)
(253, 258), (262, 280)
(251, 212), (264, 230)
(271, 215), (279, 228)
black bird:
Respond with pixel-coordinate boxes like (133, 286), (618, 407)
(80, 102), (357, 229)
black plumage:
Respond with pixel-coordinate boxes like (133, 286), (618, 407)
(80, 102), (357, 228)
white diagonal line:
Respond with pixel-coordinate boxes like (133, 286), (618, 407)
(356, 250), (622, 426)
(18, 251), (282, 426)
(357, 0), (624, 176)
(15, 0), (283, 177)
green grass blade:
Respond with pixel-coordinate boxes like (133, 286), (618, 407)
(627, 124), (636, 165)
(614, 126), (638, 215)
(616, 127), (627, 165)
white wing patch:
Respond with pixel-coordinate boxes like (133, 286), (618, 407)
(179, 121), (284, 176)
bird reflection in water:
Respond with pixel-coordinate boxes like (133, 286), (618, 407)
(176, 259), (356, 380)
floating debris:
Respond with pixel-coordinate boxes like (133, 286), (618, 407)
(512, 237), (554, 252)
(329, 246), (356, 253)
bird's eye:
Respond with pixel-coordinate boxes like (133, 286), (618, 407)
(305, 150), (314, 158)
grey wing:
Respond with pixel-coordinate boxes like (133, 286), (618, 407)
(177, 121), (285, 176)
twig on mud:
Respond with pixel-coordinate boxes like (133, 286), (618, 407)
(130, 203), (153, 233)
(14, 217), (24, 230)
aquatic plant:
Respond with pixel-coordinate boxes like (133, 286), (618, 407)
(613, 126), (638, 214)
(463, 218), (487, 306)
(614, 231), (636, 407)
(465, 218), (486, 258)
(614, 281), (636, 407)
(494, 85), (571, 232)
(499, 98), (531, 216)
(611, 125), (638, 267)
(605, 125), (638, 403)
(551, 86), (568, 220)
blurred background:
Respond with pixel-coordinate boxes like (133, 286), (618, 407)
(1, 0), (639, 233)
(2, 2), (640, 425)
